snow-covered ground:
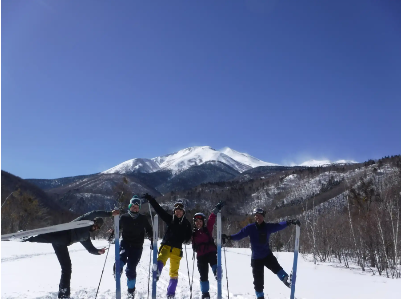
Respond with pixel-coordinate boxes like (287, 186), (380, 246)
(1, 240), (400, 299)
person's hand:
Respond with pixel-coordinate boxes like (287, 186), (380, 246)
(286, 219), (301, 226)
(98, 247), (107, 254)
(212, 201), (226, 214)
(111, 210), (120, 216)
(222, 234), (231, 245)
(150, 242), (154, 250)
(141, 193), (154, 203)
(107, 229), (114, 234)
(215, 201), (226, 210)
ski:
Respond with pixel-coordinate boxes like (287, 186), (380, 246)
(290, 225), (300, 299)
(114, 208), (121, 299)
(217, 211), (222, 299)
(152, 214), (159, 299)
(1, 220), (94, 241)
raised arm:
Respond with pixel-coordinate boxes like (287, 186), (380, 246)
(142, 194), (172, 224)
(73, 210), (114, 222)
(266, 221), (288, 234)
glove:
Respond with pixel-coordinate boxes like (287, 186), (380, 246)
(212, 201), (226, 214)
(222, 234), (231, 245)
(286, 219), (301, 226)
(141, 193), (154, 203)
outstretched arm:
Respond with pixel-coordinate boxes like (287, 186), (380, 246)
(227, 225), (250, 241)
(142, 194), (172, 224)
(266, 221), (288, 234)
(73, 210), (116, 222)
(80, 239), (102, 255)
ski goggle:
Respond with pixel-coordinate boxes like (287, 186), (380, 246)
(253, 208), (265, 216)
(174, 203), (184, 210)
(194, 215), (204, 220)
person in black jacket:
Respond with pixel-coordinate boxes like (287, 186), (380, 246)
(142, 193), (192, 299)
(114, 195), (153, 299)
(24, 209), (119, 299)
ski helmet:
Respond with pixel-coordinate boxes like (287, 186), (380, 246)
(193, 212), (206, 226)
(253, 208), (266, 217)
(129, 195), (141, 209)
(93, 217), (104, 228)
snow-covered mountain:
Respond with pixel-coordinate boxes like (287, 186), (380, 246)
(298, 159), (357, 167)
(220, 147), (278, 168)
(102, 158), (160, 174)
(152, 146), (251, 174)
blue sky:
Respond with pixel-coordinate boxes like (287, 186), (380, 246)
(2, 0), (401, 179)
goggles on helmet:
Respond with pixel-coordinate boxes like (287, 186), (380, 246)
(253, 208), (265, 216)
(193, 213), (205, 220)
(174, 202), (184, 210)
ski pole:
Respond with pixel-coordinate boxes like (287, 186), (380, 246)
(147, 201), (154, 299)
(223, 246), (230, 299)
(190, 251), (195, 299)
(95, 231), (114, 299)
(148, 241), (152, 298)
(184, 244), (193, 298)
(1, 191), (16, 208)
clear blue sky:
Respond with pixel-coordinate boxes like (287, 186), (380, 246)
(2, 0), (401, 179)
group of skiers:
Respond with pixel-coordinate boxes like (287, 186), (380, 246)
(24, 194), (300, 299)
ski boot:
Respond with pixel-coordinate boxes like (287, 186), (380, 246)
(167, 295), (175, 299)
(202, 292), (211, 299)
(127, 288), (135, 299)
(58, 287), (70, 299)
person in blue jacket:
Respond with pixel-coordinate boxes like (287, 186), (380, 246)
(222, 208), (300, 299)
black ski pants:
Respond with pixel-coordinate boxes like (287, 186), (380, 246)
(119, 240), (143, 280)
(197, 252), (217, 282)
(251, 252), (283, 293)
(26, 232), (72, 292)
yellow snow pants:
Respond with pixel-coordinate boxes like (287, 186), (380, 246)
(158, 245), (183, 278)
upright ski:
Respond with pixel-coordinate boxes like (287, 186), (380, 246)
(217, 211), (222, 299)
(1, 220), (94, 241)
(290, 225), (300, 299)
(114, 208), (121, 299)
(152, 214), (159, 299)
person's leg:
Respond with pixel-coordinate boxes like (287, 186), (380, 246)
(264, 253), (290, 287)
(114, 240), (128, 279)
(166, 247), (182, 297)
(26, 231), (70, 244)
(52, 244), (72, 299)
(251, 258), (265, 299)
(208, 252), (218, 280)
(156, 245), (171, 280)
(197, 255), (210, 297)
(125, 247), (143, 294)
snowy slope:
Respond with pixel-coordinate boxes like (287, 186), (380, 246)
(102, 158), (160, 174)
(152, 146), (251, 174)
(220, 147), (278, 168)
(298, 159), (357, 167)
(2, 240), (400, 299)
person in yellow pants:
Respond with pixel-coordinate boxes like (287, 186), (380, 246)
(142, 194), (192, 299)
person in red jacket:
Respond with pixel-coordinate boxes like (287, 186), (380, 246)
(192, 201), (225, 299)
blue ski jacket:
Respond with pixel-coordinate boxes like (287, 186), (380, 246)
(230, 221), (288, 259)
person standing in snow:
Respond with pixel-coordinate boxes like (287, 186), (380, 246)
(142, 193), (192, 299)
(192, 201), (225, 299)
(113, 195), (153, 299)
(24, 209), (119, 299)
(222, 208), (300, 299)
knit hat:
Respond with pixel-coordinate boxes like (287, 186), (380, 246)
(129, 195), (141, 209)
(93, 217), (104, 228)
